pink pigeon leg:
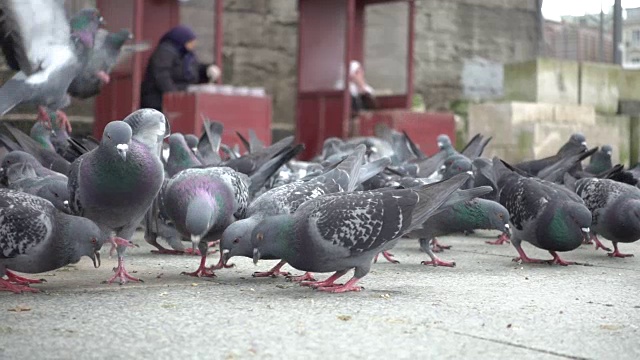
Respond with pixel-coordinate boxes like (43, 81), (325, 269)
(486, 232), (511, 245)
(316, 277), (363, 293)
(5, 270), (46, 285)
(0, 277), (39, 293)
(253, 260), (290, 278)
(608, 242), (634, 258)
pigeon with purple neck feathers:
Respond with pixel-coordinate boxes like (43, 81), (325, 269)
(0, 188), (108, 293)
(161, 166), (250, 277)
(166, 133), (202, 177)
(574, 178), (640, 257)
(220, 145), (377, 280)
(250, 173), (472, 293)
(68, 110), (165, 284)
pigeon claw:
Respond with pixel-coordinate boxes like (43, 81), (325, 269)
(5, 270), (46, 285)
(421, 258), (456, 267)
(0, 278), (40, 294)
(374, 251), (400, 264)
(181, 268), (217, 277)
(315, 278), (363, 293)
(253, 260), (289, 278)
(591, 235), (611, 252)
(486, 233), (511, 245)
(286, 272), (316, 283)
(105, 257), (143, 285)
(431, 238), (451, 252)
(548, 251), (576, 266)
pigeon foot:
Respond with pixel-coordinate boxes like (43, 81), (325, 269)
(374, 251), (399, 264)
(486, 233), (510, 245)
(591, 235), (611, 252)
(548, 251), (576, 266)
(5, 270), (46, 285)
(106, 257), (142, 284)
(431, 238), (451, 253)
(608, 243), (634, 258)
(0, 278), (39, 293)
(207, 253), (235, 270)
(96, 70), (111, 84)
(253, 260), (290, 278)
(182, 256), (217, 277)
(512, 246), (549, 264)
(316, 277), (362, 293)
(421, 258), (456, 267)
(55, 110), (72, 133)
(286, 272), (316, 282)
(300, 271), (346, 288)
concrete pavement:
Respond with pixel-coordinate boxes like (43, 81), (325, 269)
(1, 230), (639, 360)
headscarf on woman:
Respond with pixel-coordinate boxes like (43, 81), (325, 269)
(159, 25), (198, 82)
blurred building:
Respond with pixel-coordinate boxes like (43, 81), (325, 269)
(624, 7), (640, 64)
(543, 17), (614, 63)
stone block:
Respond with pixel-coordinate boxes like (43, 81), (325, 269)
(504, 58), (580, 105)
(620, 69), (640, 101)
(580, 62), (622, 114)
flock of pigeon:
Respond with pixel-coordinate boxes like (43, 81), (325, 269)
(2, 2), (640, 295)
(2, 103), (640, 294)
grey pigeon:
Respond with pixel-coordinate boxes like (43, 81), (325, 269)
(68, 114), (165, 284)
(68, 29), (149, 99)
(220, 144), (369, 279)
(166, 133), (202, 177)
(250, 173), (472, 293)
(185, 134), (199, 154)
(162, 166), (250, 277)
(575, 178), (640, 257)
(0, 188), (108, 293)
(5, 162), (69, 213)
(0, 4), (102, 129)
(584, 145), (613, 175)
(2, 123), (71, 175)
(413, 198), (511, 266)
(515, 133), (588, 176)
(197, 118), (223, 165)
(0, 150), (67, 186)
(493, 157), (592, 265)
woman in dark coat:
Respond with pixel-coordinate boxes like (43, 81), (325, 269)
(140, 25), (219, 111)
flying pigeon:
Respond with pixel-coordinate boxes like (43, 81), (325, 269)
(68, 112), (165, 284)
(250, 173), (472, 293)
(493, 157), (592, 265)
(574, 178), (640, 257)
(0, 188), (109, 293)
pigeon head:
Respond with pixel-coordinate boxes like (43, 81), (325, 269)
(482, 200), (511, 236)
(107, 29), (133, 48)
(101, 121), (133, 161)
(123, 108), (170, 152)
(601, 144), (613, 156)
(62, 215), (108, 269)
(544, 202), (592, 251)
(185, 134), (199, 153)
(30, 122), (55, 150)
(0, 151), (41, 186)
(186, 196), (217, 251)
(442, 156), (473, 181)
(250, 215), (295, 265)
(569, 133), (587, 147)
(69, 8), (104, 47)
(5, 162), (37, 185)
(220, 217), (261, 264)
(36, 181), (71, 214)
(437, 134), (452, 149)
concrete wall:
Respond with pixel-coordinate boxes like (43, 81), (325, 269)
(504, 58), (579, 105)
(468, 102), (630, 166)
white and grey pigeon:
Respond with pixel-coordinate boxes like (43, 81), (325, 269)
(68, 110), (166, 284)
(221, 145), (388, 280)
(250, 173), (473, 293)
(0, 188), (109, 293)
(574, 178), (640, 257)
(161, 166), (250, 277)
(5, 162), (70, 213)
(0, 2), (102, 128)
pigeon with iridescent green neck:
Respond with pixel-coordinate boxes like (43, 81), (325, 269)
(68, 115), (165, 284)
(166, 133), (202, 177)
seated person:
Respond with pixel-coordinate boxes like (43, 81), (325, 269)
(348, 60), (377, 117)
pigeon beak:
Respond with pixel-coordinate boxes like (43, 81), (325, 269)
(221, 249), (230, 264)
(253, 248), (261, 265)
(116, 144), (129, 161)
(191, 235), (202, 253)
(607, 151), (612, 156)
(581, 141), (587, 147)
(466, 170), (475, 178)
(191, 147), (198, 153)
(581, 227), (591, 234)
(437, 142), (443, 148)
(91, 251), (101, 268)
(504, 223), (511, 237)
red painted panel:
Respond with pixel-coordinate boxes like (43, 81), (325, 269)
(296, 93), (346, 159)
(355, 110), (456, 156)
(163, 92), (272, 150)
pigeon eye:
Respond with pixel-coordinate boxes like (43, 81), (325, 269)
(498, 213), (503, 219)
(256, 233), (264, 241)
(90, 237), (97, 244)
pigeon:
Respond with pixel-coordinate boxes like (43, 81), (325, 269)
(515, 133), (588, 176)
(0, 188), (109, 293)
(2, 123), (71, 175)
(5, 162), (69, 213)
(0, 150), (67, 186)
(220, 144), (371, 279)
(460, 133), (492, 159)
(584, 145), (613, 175)
(437, 134), (457, 159)
(413, 198), (511, 266)
(67, 29), (149, 99)
(0, 4), (102, 131)
(197, 118), (223, 165)
(236, 129), (265, 154)
(161, 166), (250, 277)
(185, 134), (199, 155)
(574, 178), (640, 257)
(493, 157), (592, 265)
(29, 121), (56, 152)
(68, 113), (165, 284)
(250, 173), (472, 293)
(165, 133), (202, 177)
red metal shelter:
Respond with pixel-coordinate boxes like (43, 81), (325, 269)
(93, 0), (224, 139)
(295, 0), (455, 159)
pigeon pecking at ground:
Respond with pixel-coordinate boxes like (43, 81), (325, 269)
(250, 173), (474, 293)
(67, 110), (165, 284)
(493, 157), (592, 266)
(574, 178), (640, 257)
(0, 188), (110, 293)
